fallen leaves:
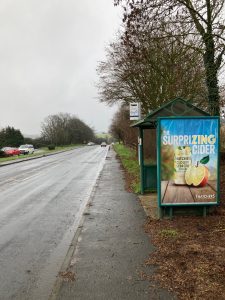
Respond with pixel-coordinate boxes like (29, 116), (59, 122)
(59, 271), (76, 282)
(143, 164), (225, 299)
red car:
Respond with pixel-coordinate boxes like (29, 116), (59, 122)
(1, 147), (21, 156)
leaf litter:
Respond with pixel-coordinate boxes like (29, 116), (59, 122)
(143, 165), (225, 300)
(118, 151), (225, 299)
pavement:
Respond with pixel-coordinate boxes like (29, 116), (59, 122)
(50, 148), (174, 300)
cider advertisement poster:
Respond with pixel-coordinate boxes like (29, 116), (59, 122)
(158, 117), (219, 205)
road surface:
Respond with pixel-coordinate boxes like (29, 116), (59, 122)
(0, 146), (108, 300)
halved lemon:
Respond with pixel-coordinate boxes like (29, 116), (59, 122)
(192, 165), (205, 186)
(185, 165), (193, 186)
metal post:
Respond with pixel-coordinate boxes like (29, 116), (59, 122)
(139, 128), (144, 194)
(169, 207), (173, 220)
(203, 206), (207, 217)
(158, 207), (163, 219)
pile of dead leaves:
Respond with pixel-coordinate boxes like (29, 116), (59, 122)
(144, 165), (225, 300)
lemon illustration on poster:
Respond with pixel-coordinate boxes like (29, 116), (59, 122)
(158, 117), (219, 205)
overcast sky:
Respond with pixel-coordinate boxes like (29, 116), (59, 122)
(0, 0), (121, 136)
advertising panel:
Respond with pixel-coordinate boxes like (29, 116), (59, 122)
(158, 117), (219, 206)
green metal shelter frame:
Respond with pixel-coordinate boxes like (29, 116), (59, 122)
(131, 97), (210, 195)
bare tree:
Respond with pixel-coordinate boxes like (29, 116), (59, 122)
(41, 113), (94, 145)
(109, 105), (138, 146)
(98, 29), (207, 113)
(114, 0), (225, 115)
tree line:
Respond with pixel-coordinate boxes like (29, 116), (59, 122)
(41, 113), (94, 146)
(0, 113), (95, 148)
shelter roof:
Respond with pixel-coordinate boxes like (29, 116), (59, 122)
(131, 97), (210, 129)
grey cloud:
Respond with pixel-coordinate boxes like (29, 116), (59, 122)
(0, 0), (121, 135)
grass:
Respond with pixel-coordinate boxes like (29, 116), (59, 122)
(160, 229), (179, 238)
(0, 144), (82, 163)
(40, 144), (82, 153)
(114, 143), (140, 193)
(96, 133), (111, 139)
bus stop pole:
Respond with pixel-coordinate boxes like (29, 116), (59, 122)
(139, 128), (144, 194)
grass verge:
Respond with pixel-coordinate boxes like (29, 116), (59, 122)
(0, 144), (82, 163)
(113, 143), (140, 193)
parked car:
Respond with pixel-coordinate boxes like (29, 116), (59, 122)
(1, 147), (21, 156)
(100, 142), (107, 147)
(19, 144), (34, 154)
(87, 142), (95, 146)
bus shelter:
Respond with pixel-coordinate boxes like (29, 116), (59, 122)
(131, 98), (210, 195)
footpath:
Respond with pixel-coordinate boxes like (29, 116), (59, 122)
(51, 148), (173, 300)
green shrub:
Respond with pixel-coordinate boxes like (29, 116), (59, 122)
(48, 144), (56, 150)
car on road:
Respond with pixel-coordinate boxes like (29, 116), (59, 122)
(100, 142), (107, 147)
(87, 142), (95, 146)
(1, 147), (21, 156)
(19, 144), (35, 155)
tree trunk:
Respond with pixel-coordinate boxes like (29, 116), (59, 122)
(203, 34), (220, 116)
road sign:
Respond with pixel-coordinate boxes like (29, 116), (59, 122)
(130, 103), (141, 120)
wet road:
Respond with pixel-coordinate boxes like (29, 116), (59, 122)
(0, 146), (108, 300)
